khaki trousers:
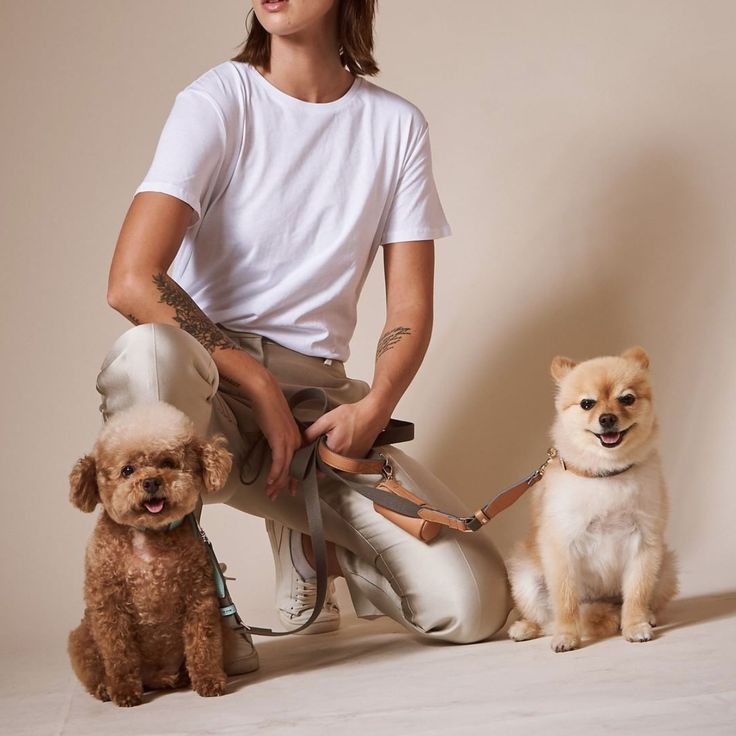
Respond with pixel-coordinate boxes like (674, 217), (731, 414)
(95, 323), (512, 644)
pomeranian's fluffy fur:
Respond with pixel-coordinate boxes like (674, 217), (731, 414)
(507, 347), (678, 652)
(67, 401), (233, 706)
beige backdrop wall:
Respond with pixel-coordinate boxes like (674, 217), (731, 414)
(1, 0), (734, 655)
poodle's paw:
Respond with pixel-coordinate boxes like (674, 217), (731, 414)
(93, 683), (110, 702)
(192, 673), (227, 698)
(551, 632), (581, 653)
(108, 675), (144, 707)
(508, 619), (541, 642)
(623, 622), (653, 643)
(110, 686), (143, 707)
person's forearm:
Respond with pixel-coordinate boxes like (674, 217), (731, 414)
(364, 306), (433, 424)
(107, 270), (272, 399)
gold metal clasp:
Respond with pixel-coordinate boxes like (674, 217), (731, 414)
(378, 452), (394, 481)
(537, 447), (558, 478)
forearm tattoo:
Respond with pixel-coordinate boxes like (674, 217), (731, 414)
(376, 326), (412, 360)
(219, 374), (241, 389)
(152, 272), (238, 354)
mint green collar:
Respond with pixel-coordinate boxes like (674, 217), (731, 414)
(133, 515), (186, 533)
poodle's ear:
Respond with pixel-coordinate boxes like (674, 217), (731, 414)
(550, 355), (577, 383)
(69, 454), (99, 512)
(199, 434), (233, 493)
(621, 345), (650, 369)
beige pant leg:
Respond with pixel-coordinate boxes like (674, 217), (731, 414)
(329, 446), (513, 644)
(95, 323), (512, 644)
(218, 332), (513, 645)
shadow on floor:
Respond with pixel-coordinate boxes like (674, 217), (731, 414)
(227, 617), (416, 692)
(656, 591), (736, 633)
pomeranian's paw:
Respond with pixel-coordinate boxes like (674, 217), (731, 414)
(551, 632), (581, 652)
(623, 622), (653, 642)
(508, 619), (542, 641)
(648, 611), (658, 627)
(192, 673), (227, 698)
(94, 683), (110, 702)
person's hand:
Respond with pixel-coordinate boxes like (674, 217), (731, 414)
(247, 374), (304, 501)
(302, 396), (390, 459)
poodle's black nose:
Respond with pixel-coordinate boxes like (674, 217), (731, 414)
(143, 476), (162, 494)
(599, 413), (618, 430)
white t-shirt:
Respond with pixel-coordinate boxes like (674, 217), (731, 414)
(135, 60), (452, 361)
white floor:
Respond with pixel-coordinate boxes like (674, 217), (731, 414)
(2, 593), (734, 736)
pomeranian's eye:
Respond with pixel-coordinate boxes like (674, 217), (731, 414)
(160, 458), (177, 469)
(618, 394), (636, 406)
(121, 464), (135, 477)
(580, 399), (596, 411)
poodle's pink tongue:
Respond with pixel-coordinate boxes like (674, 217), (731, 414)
(602, 432), (621, 445)
(143, 498), (165, 513)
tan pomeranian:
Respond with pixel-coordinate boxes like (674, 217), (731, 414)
(507, 346), (678, 652)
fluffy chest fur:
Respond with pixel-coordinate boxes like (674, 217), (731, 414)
(538, 455), (665, 597)
(85, 515), (215, 627)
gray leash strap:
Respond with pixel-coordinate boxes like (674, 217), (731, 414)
(194, 387), (415, 637)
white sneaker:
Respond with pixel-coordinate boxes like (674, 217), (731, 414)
(265, 518), (341, 634)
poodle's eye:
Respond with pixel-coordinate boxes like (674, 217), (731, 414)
(121, 464), (135, 478)
(580, 399), (596, 411)
(618, 394), (636, 406)
(160, 458), (177, 469)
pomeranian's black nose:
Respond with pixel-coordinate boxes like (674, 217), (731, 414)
(599, 413), (618, 430)
(143, 476), (162, 494)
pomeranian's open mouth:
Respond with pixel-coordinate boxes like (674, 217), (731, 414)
(593, 425), (633, 448)
(141, 496), (166, 514)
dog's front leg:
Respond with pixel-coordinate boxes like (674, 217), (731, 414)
(621, 541), (663, 642)
(183, 593), (227, 697)
(87, 584), (143, 707)
(542, 536), (581, 652)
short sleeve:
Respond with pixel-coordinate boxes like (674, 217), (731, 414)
(134, 86), (231, 227)
(380, 119), (453, 246)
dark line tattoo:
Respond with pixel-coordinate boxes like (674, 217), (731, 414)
(376, 326), (412, 360)
(126, 313), (141, 325)
(219, 374), (241, 389)
(152, 272), (239, 354)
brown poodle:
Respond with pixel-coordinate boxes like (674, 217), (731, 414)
(68, 400), (233, 706)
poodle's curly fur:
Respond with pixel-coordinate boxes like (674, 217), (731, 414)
(68, 401), (233, 706)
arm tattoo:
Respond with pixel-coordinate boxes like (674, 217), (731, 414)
(219, 374), (241, 389)
(152, 272), (238, 354)
(376, 326), (412, 360)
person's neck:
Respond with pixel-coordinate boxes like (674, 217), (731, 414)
(257, 36), (354, 103)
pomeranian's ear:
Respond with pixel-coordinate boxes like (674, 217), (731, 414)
(550, 355), (577, 383)
(621, 346), (650, 369)
(69, 454), (99, 512)
(199, 434), (233, 493)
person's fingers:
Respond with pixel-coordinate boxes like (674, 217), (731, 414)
(289, 477), (298, 496)
(267, 445), (290, 499)
(303, 414), (333, 443)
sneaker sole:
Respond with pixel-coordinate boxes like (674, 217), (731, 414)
(278, 613), (341, 635)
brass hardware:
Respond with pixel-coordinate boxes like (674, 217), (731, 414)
(537, 447), (558, 478)
(378, 452), (394, 480)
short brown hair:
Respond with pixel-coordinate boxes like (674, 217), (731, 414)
(231, 0), (379, 77)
